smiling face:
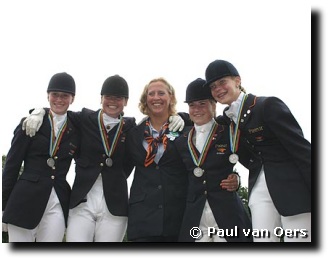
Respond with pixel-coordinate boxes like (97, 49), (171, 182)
(48, 92), (74, 115)
(188, 99), (216, 126)
(209, 76), (241, 105)
(101, 95), (127, 118)
(145, 80), (172, 118)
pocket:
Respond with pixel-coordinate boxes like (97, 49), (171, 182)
(75, 158), (89, 168)
(129, 193), (146, 205)
(18, 172), (40, 182)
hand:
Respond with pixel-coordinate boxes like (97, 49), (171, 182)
(22, 108), (46, 137)
(220, 173), (240, 191)
(168, 115), (184, 132)
(2, 211), (8, 232)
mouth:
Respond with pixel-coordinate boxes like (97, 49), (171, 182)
(54, 103), (65, 107)
(107, 105), (118, 110)
(217, 92), (227, 99)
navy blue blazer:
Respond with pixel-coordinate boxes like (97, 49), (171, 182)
(69, 108), (136, 217)
(125, 119), (188, 241)
(174, 124), (252, 242)
(2, 111), (79, 229)
(223, 94), (311, 216)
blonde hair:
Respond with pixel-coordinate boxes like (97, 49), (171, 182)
(210, 99), (217, 118)
(138, 77), (177, 116)
(232, 76), (247, 93)
(239, 85), (247, 93)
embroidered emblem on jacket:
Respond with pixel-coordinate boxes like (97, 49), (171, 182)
(215, 144), (227, 154)
(248, 126), (264, 134)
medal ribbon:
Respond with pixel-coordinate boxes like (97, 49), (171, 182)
(229, 93), (248, 154)
(48, 112), (67, 157)
(98, 110), (124, 157)
(187, 121), (218, 167)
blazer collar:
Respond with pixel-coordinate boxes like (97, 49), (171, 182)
(238, 93), (257, 129)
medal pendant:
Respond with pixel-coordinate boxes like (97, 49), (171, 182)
(47, 158), (55, 168)
(193, 167), (204, 177)
(229, 153), (239, 164)
(105, 157), (113, 167)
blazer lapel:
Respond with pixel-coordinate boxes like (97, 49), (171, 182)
(239, 94), (257, 129)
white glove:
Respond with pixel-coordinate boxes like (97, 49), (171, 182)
(22, 108), (46, 137)
(2, 211), (8, 232)
(168, 115), (184, 132)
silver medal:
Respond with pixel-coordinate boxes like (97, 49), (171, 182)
(193, 167), (204, 177)
(105, 157), (113, 167)
(47, 158), (55, 168)
(229, 153), (239, 164)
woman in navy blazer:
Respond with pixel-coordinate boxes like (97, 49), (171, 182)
(2, 72), (79, 242)
(204, 60), (311, 242)
(125, 77), (189, 242)
(175, 78), (252, 242)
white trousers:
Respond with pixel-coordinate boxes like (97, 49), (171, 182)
(65, 174), (127, 242)
(195, 200), (227, 242)
(8, 188), (65, 242)
(249, 168), (311, 242)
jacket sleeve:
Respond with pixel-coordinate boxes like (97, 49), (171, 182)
(2, 120), (31, 210)
(178, 112), (193, 126)
(263, 97), (311, 191)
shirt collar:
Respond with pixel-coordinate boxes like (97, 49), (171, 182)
(225, 92), (244, 122)
(103, 113), (120, 131)
(194, 118), (215, 133)
(50, 110), (67, 124)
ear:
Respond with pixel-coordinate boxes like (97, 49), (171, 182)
(235, 76), (241, 87)
(70, 96), (75, 104)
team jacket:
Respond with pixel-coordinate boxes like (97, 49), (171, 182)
(125, 119), (188, 241)
(174, 124), (252, 242)
(223, 94), (311, 216)
(68, 108), (136, 216)
(2, 111), (79, 229)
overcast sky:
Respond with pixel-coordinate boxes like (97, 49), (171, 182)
(0, 0), (325, 257)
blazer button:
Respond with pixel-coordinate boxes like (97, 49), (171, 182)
(155, 166), (159, 170)
(51, 175), (55, 180)
(158, 185), (162, 189)
(204, 191), (207, 195)
(203, 180), (206, 184)
(100, 163), (104, 167)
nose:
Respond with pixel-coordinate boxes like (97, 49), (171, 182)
(153, 93), (161, 99)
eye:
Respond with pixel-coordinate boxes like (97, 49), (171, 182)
(219, 79), (227, 85)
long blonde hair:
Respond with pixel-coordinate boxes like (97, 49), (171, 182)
(138, 77), (177, 116)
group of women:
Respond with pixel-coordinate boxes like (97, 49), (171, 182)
(2, 59), (311, 243)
